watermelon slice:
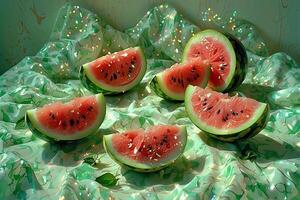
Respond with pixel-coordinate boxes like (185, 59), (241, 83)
(150, 59), (211, 101)
(183, 29), (248, 92)
(185, 85), (269, 142)
(103, 125), (187, 172)
(26, 94), (106, 141)
(80, 47), (147, 94)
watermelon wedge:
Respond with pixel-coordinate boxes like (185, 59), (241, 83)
(150, 59), (211, 101)
(183, 29), (248, 92)
(80, 47), (147, 94)
(185, 85), (269, 142)
(26, 94), (106, 141)
(103, 125), (187, 172)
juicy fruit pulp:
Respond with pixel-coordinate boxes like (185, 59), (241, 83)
(103, 125), (187, 172)
(81, 47), (147, 94)
(150, 59), (211, 101)
(185, 85), (268, 141)
(183, 29), (247, 92)
(26, 94), (106, 141)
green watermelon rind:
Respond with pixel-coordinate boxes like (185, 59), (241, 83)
(185, 85), (268, 138)
(150, 65), (211, 101)
(81, 47), (147, 94)
(204, 105), (269, 142)
(182, 29), (248, 92)
(25, 94), (106, 141)
(149, 76), (181, 101)
(222, 32), (248, 92)
(103, 126), (187, 172)
(80, 67), (118, 95)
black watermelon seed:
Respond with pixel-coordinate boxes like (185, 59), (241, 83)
(220, 67), (225, 71)
(241, 110), (244, 113)
(110, 76), (113, 81)
(87, 106), (94, 112)
(131, 60), (135, 65)
(113, 73), (117, 80)
(202, 102), (207, 106)
(204, 98), (207, 101)
(105, 73), (108, 78)
(162, 135), (168, 144)
(70, 119), (75, 126)
(217, 109), (220, 114)
(49, 112), (55, 120)
(207, 106), (213, 110)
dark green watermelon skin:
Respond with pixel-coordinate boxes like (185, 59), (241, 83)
(222, 32), (248, 93)
(205, 104), (269, 142)
(25, 113), (65, 143)
(150, 76), (180, 101)
(79, 66), (119, 95)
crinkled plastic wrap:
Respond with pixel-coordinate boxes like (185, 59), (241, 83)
(0, 4), (300, 200)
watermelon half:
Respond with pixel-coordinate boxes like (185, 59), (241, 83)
(103, 125), (187, 172)
(183, 29), (248, 92)
(150, 59), (211, 101)
(26, 94), (106, 141)
(80, 47), (147, 94)
(185, 85), (269, 142)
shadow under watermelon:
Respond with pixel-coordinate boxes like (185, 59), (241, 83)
(198, 131), (300, 164)
(121, 155), (207, 188)
(41, 128), (115, 167)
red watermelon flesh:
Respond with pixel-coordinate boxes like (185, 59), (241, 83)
(89, 48), (142, 86)
(163, 59), (210, 93)
(36, 96), (99, 134)
(186, 37), (231, 88)
(111, 125), (183, 162)
(190, 87), (259, 129)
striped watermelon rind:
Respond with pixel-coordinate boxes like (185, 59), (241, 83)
(205, 105), (269, 142)
(185, 85), (269, 142)
(149, 76), (180, 101)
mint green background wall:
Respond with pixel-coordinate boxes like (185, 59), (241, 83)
(0, 0), (299, 74)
